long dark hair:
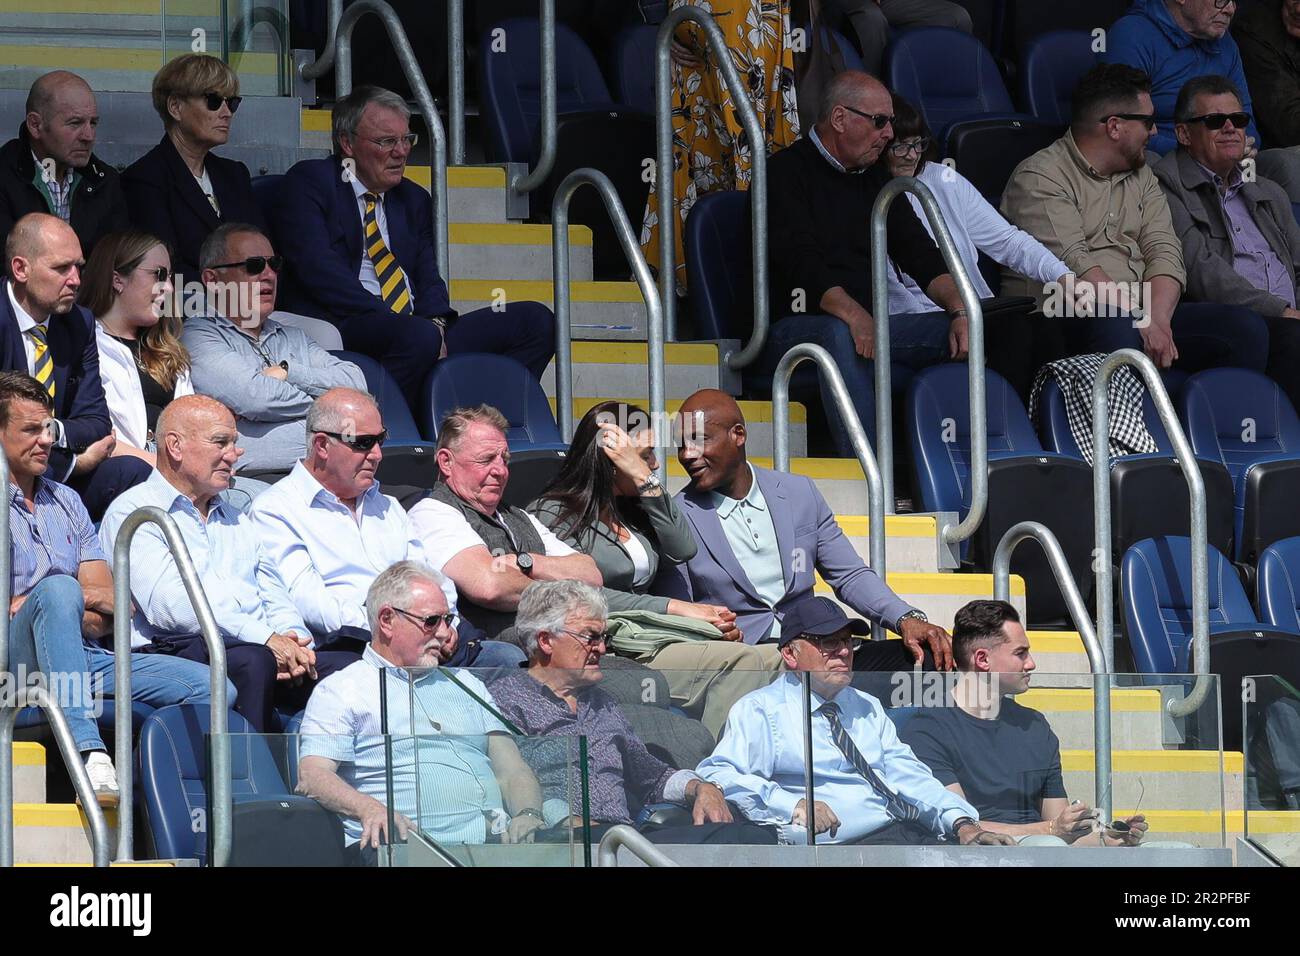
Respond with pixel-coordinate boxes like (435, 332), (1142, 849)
(534, 400), (653, 548)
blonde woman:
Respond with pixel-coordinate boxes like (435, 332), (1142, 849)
(80, 231), (193, 466)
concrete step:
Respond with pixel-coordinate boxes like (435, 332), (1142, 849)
(12, 804), (115, 866)
(11, 741), (45, 805)
(1020, 686), (1166, 751)
(542, 342), (728, 403)
(1128, 809), (1300, 850)
(816, 571), (1027, 633)
(451, 280), (648, 339)
(1024, 631), (1092, 675)
(407, 165), (518, 224)
(554, 396), (806, 459)
(1063, 749), (1242, 813)
(450, 222), (592, 282)
(668, 457), (874, 519)
(834, 513), (942, 575)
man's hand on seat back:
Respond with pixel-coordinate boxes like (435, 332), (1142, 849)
(898, 617), (954, 670)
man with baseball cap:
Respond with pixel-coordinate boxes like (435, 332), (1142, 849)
(697, 596), (1014, 846)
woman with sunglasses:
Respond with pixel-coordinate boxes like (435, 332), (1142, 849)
(79, 231), (193, 467)
(122, 54), (266, 284)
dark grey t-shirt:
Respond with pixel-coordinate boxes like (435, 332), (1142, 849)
(899, 698), (1067, 825)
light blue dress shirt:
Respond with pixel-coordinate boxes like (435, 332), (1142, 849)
(711, 463), (787, 639)
(98, 470), (308, 648)
(249, 462), (440, 638)
(698, 673), (978, 844)
(300, 645), (509, 846)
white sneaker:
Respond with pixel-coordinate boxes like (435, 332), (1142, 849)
(82, 752), (120, 809)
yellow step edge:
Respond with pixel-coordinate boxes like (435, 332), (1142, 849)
(450, 279), (645, 304)
(0, 45), (279, 73)
(1113, 810), (1300, 834)
(11, 742), (44, 767)
(555, 396), (806, 424)
(301, 108), (333, 133)
(1061, 750), (1243, 774)
(1026, 631), (1087, 654)
(1019, 687), (1162, 712)
(450, 223), (592, 246)
(562, 342), (719, 365)
(0, 0), (212, 13)
(671, 456), (871, 481)
(815, 572), (1027, 597)
(402, 165), (511, 190)
(835, 515), (938, 540)
(14, 804), (118, 827)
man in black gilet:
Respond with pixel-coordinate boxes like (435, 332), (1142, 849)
(408, 404), (602, 639)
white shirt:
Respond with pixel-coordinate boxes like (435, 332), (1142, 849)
(408, 497), (576, 571)
(94, 322), (194, 450)
(349, 177), (414, 308)
(8, 282), (70, 463)
(888, 162), (1069, 315)
(622, 530), (653, 589)
(195, 167), (219, 215)
(249, 461), (457, 637)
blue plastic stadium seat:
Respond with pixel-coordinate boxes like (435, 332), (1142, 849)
(250, 173), (285, 227)
(330, 350), (427, 446)
(1018, 30), (1096, 126)
(612, 22), (658, 114)
(1006, 0), (1130, 64)
(907, 364), (1094, 624)
(15, 698), (155, 734)
(1178, 368), (1300, 563)
(829, 25), (866, 72)
(1258, 536), (1300, 633)
(884, 27), (1029, 147)
(138, 704), (345, 864)
(422, 353), (564, 449)
(479, 18), (618, 165)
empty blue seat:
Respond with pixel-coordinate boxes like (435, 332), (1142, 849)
(1179, 368), (1300, 563)
(1257, 536), (1300, 633)
(423, 353), (564, 450)
(331, 350), (427, 446)
(479, 17), (617, 165)
(1018, 30), (1096, 126)
(612, 22), (658, 114)
(250, 173), (285, 227)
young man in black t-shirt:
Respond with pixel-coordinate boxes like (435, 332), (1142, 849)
(898, 600), (1148, 846)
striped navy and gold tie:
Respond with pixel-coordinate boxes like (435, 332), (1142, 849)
(363, 192), (413, 316)
(27, 324), (55, 399)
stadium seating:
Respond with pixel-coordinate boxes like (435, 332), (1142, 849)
(612, 22), (657, 114)
(250, 173), (284, 227)
(944, 116), (1062, 205)
(1018, 30), (1096, 126)
(1178, 368), (1300, 564)
(907, 364), (1094, 625)
(1257, 536), (1300, 633)
(330, 350), (437, 492)
(1003, 0), (1132, 64)
(138, 705), (346, 865)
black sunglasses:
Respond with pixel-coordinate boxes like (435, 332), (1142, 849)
(391, 607), (456, 631)
(201, 93), (243, 113)
(318, 429), (388, 452)
(135, 265), (170, 283)
(1185, 111), (1251, 131)
(557, 628), (612, 648)
(1101, 113), (1157, 130)
(208, 255), (284, 275)
(842, 105), (895, 129)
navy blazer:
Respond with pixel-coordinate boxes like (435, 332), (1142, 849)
(271, 155), (453, 325)
(651, 465), (913, 643)
(0, 279), (110, 475)
(121, 135), (265, 282)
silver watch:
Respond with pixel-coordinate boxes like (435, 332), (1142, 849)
(635, 473), (663, 494)
(896, 609), (929, 632)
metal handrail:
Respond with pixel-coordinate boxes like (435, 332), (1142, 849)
(509, 0), (557, 197)
(870, 176), (985, 539)
(596, 824), (679, 866)
(112, 508), (231, 865)
(993, 521), (1111, 822)
(1091, 350), (1210, 718)
(773, 343), (887, 642)
(553, 169), (666, 483)
(299, 0), (451, 282)
(448, 0), (466, 166)
(298, 0), (343, 81)
(656, 5), (769, 364)
(1, 687), (112, 867)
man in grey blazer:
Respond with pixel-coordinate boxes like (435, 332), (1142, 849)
(1154, 74), (1300, 410)
(652, 389), (954, 671)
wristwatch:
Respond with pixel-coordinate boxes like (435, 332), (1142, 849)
(516, 552), (535, 576)
(635, 473), (663, 495)
(895, 609), (928, 632)
(951, 816), (979, 840)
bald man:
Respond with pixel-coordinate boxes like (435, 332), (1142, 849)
(1, 212), (150, 518)
(0, 71), (129, 255)
(99, 395), (360, 732)
(653, 389), (954, 673)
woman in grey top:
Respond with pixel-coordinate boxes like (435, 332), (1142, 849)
(529, 401), (739, 637)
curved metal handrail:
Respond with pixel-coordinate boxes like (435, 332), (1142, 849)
(773, 343), (887, 641)
(299, 0), (344, 81)
(509, 0), (558, 196)
(552, 169), (666, 483)
(1, 687), (112, 867)
(299, 0), (451, 282)
(1091, 350), (1210, 719)
(112, 508), (231, 866)
(655, 6), (769, 365)
(870, 176), (985, 542)
(597, 824), (679, 866)
(993, 521), (1111, 822)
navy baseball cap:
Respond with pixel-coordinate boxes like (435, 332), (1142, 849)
(777, 596), (870, 647)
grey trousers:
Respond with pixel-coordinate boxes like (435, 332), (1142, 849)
(823, 0), (974, 76)
(1255, 147), (1300, 206)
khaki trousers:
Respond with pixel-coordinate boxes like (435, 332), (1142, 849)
(648, 641), (785, 739)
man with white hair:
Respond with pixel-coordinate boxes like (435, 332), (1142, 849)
(489, 580), (779, 845)
(297, 560), (545, 859)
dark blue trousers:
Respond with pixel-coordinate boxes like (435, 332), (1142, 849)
(1063, 303), (1269, 372)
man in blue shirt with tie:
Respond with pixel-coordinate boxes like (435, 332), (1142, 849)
(698, 596), (1014, 846)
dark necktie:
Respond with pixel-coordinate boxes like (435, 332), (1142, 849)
(821, 700), (919, 823)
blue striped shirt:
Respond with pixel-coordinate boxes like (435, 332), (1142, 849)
(8, 477), (104, 596)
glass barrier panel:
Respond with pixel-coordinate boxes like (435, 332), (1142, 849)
(1243, 674), (1300, 866)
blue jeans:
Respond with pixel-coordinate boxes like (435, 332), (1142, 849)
(8, 575), (230, 753)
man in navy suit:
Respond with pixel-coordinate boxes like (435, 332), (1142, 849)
(0, 213), (150, 518)
(652, 389), (955, 671)
(272, 86), (555, 402)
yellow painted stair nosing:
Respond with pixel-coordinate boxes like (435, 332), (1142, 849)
(0, 45), (279, 73)
(834, 515), (938, 539)
(1019, 687), (1162, 712)
(553, 396), (807, 425)
(816, 572), (1027, 597)
(450, 279), (645, 304)
(450, 223), (592, 246)
(668, 457), (868, 480)
(1115, 810), (1300, 833)
(1060, 750), (1243, 774)
(14, 804), (117, 827)
(11, 742), (45, 767)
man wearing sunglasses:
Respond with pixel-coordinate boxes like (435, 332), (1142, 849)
(181, 223), (366, 484)
(1155, 75), (1300, 411)
(274, 86), (555, 406)
(0, 71), (129, 259)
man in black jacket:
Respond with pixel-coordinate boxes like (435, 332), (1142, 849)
(0, 71), (129, 256)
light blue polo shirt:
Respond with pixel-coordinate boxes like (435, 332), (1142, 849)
(712, 464), (787, 639)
